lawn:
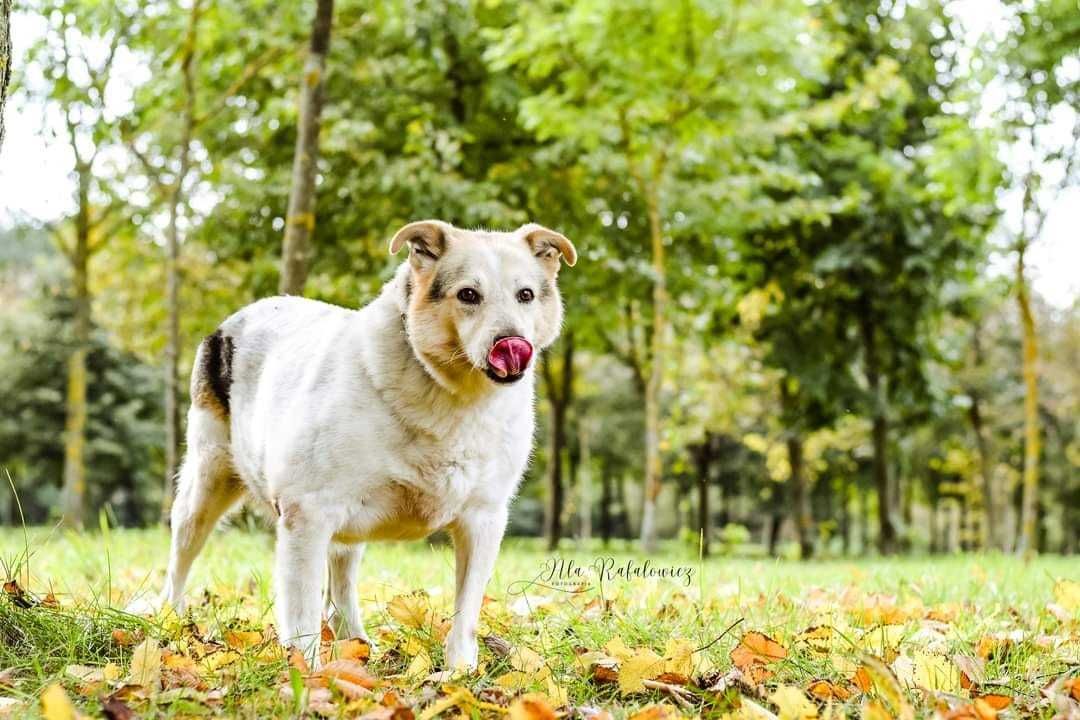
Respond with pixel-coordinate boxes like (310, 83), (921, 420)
(0, 526), (1077, 718)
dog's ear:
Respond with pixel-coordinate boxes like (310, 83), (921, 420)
(520, 223), (577, 269)
(389, 220), (449, 270)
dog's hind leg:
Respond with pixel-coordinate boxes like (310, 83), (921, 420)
(325, 542), (371, 643)
(161, 406), (244, 612)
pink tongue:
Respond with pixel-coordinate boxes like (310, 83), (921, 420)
(488, 337), (533, 378)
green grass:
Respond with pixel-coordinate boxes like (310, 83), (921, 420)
(0, 527), (1077, 718)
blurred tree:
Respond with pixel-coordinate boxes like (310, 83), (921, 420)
(279, 0), (335, 296)
(489, 0), (824, 551)
(742, 0), (1000, 554)
(999, 0), (1079, 554)
(1, 0), (10, 147)
(28, 0), (143, 527)
(125, 0), (205, 521)
(0, 284), (163, 525)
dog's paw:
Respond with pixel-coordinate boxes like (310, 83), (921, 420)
(124, 593), (168, 617)
(444, 636), (479, 673)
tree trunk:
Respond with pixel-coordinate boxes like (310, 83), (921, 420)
(0, 0), (11, 149)
(780, 381), (814, 559)
(639, 180), (666, 553)
(61, 170), (92, 529)
(577, 418), (592, 543)
(542, 335), (574, 551)
(696, 459), (710, 559)
(860, 313), (898, 555)
(599, 457), (612, 547)
(279, 0), (334, 296)
(1015, 243), (1040, 554)
(162, 0), (202, 523)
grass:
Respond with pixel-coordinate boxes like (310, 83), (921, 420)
(0, 526), (1077, 718)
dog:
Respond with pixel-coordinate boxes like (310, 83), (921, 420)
(156, 220), (576, 670)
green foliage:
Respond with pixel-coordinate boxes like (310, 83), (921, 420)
(0, 287), (163, 525)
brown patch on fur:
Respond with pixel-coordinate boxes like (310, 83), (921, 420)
(192, 330), (234, 419)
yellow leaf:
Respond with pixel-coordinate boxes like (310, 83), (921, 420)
(40, 684), (76, 720)
(605, 637), (635, 661)
(224, 629), (262, 650)
(619, 648), (664, 696)
(387, 592), (434, 629)
(405, 650), (431, 680)
(911, 652), (960, 692)
(495, 671), (532, 690)
(859, 655), (913, 720)
(1053, 580), (1080, 612)
(769, 685), (818, 720)
(198, 650), (241, 673)
(510, 645), (548, 675)
(127, 637), (161, 689)
(663, 638), (694, 677)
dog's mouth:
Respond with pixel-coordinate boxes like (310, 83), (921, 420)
(485, 336), (533, 384)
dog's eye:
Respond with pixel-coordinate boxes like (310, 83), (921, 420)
(516, 288), (535, 303)
(456, 288), (482, 304)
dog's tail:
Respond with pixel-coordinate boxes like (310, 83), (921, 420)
(190, 329), (234, 421)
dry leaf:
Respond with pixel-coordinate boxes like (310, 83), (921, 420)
(100, 696), (135, 720)
(807, 679), (853, 702)
(508, 693), (558, 720)
(858, 655), (913, 720)
(224, 629), (262, 650)
(663, 639), (694, 678)
(619, 649), (664, 696)
(1053, 580), (1080, 612)
(40, 684), (77, 720)
(769, 685), (818, 720)
(731, 632), (788, 670)
(626, 704), (681, 720)
(126, 637), (162, 690)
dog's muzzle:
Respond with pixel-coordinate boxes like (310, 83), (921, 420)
(486, 336), (533, 383)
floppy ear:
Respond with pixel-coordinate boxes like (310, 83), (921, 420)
(389, 220), (449, 269)
(520, 223), (577, 268)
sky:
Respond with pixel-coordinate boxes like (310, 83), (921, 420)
(1, 2), (1077, 310)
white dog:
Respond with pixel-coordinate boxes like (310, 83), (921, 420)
(158, 220), (576, 669)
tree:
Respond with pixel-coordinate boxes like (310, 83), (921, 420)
(489, 0), (823, 551)
(998, 0), (1079, 553)
(279, 0), (334, 296)
(742, 0), (1000, 554)
(29, 0), (139, 527)
(1, 0), (10, 148)
(126, 0), (204, 521)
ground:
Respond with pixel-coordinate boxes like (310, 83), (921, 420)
(0, 527), (1077, 719)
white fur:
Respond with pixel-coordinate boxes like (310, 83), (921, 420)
(157, 222), (573, 670)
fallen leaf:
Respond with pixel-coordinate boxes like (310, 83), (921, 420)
(321, 659), (378, 690)
(100, 696), (135, 720)
(807, 679), (852, 702)
(626, 704), (681, 720)
(224, 629), (262, 650)
(1053, 579), (1080, 612)
(859, 655), (914, 720)
(3, 580), (34, 609)
(334, 638), (372, 661)
(508, 693), (558, 720)
(40, 684), (76, 720)
(769, 685), (818, 720)
(126, 637), (162, 690)
(619, 648), (664, 695)
(953, 654), (984, 690)
(663, 639), (694, 678)
(731, 632), (788, 670)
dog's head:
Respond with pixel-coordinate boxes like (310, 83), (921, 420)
(390, 220), (576, 392)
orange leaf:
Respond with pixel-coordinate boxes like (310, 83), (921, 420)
(287, 647), (311, 675)
(974, 695), (1011, 710)
(627, 705), (680, 720)
(730, 632), (787, 670)
(334, 638), (371, 662)
(320, 659), (378, 690)
(508, 693), (558, 720)
(853, 666), (873, 693)
(807, 679), (853, 701)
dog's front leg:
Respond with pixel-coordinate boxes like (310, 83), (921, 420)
(275, 504), (332, 667)
(446, 506), (508, 671)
